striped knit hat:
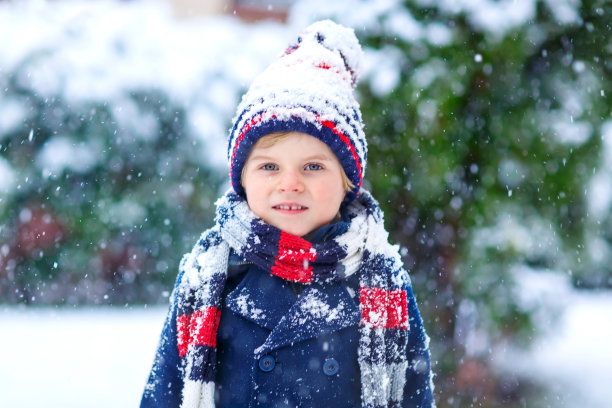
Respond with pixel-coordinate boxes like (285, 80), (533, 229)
(227, 19), (367, 203)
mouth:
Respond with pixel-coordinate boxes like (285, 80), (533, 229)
(272, 203), (308, 213)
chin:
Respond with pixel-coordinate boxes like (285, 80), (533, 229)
(284, 228), (308, 237)
(278, 224), (311, 237)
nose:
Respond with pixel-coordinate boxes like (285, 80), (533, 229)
(277, 168), (304, 192)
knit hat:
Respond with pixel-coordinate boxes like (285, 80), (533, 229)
(227, 19), (367, 203)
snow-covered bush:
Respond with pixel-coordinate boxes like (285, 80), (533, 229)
(1, 0), (611, 406)
(287, 0), (611, 405)
(0, 1), (289, 304)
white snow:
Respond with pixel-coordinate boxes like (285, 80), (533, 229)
(0, 99), (27, 139)
(471, 207), (562, 263)
(234, 292), (266, 321)
(543, 0), (582, 25)
(495, 289), (612, 408)
(0, 0), (291, 175)
(98, 198), (147, 227)
(552, 120), (593, 146)
(0, 290), (610, 407)
(37, 136), (101, 176)
(0, 1), (609, 407)
(384, 9), (422, 43)
(298, 288), (343, 323)
(362, 46), (404, 97)
(0, 306), (166, 408)
(411, 58), (448, 90)
(588, 120), (612, 218)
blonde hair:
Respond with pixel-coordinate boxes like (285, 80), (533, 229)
(242, 131), (355, 193)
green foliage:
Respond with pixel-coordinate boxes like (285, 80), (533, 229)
(0, 69), (222, 305)
(355, 0), (611, 405)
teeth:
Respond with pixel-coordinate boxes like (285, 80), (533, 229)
(277, 205), (304, 210)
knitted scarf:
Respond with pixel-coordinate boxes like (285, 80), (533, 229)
(175, 189), (412, 408)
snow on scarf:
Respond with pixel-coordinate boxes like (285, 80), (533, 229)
(175, 188), (417, 408)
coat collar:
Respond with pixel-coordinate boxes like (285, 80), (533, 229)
(224, 214), (359, 354)
(224, 266), (360, 355)
(225, 266), (295, 330)
(257, 281), (360, 355)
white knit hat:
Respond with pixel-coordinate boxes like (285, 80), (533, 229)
(227, 19), (367, 202)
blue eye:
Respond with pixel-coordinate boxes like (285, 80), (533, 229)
(305, 163), (323, 171)
(261, 163), (277, 171)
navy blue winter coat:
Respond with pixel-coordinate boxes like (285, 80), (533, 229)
(141, 223), (433, 407)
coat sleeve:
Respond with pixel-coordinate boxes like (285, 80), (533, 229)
(140, 272), (185, 408)
(403, 286), (435, 407)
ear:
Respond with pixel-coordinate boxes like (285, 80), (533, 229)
(240, 166), (247, 189)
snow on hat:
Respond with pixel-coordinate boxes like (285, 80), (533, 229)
(227, 19), (367, 203)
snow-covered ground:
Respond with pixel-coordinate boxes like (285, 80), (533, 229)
(498, 290), (612, 408)
(0, 306), (166, 408)
(1, 290), (611, 408)
(542, 292), (612, 407)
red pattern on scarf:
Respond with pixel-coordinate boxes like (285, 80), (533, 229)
(270, 231), (316, 283)
(177, 307), (222, 357)
(359, 287), (409, 329)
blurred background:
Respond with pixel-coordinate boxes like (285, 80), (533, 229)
(0, 0), (611, 407)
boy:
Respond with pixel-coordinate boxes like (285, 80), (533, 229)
(141, 19), (434, 408)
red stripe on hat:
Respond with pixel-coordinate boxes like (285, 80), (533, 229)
(271, 231), (316, 283)
(314, 63), (351, 84)
(359, 287), (408, 329)
(230, 112), (271, 182)
(177, 307), (222, 357)
(318, 119), (362, 188)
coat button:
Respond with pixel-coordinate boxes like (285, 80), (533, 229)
(323, 358), (339, 376)
(258, 355), (275, 372)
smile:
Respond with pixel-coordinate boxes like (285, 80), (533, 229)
(273, 204), (308, 211)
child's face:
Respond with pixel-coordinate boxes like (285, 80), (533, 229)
(242, 132), (346, 237)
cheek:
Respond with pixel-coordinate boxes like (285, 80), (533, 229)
(242, 171), (259, 196)
(315, 180), (345, 206)
(244, 180), (268, 218)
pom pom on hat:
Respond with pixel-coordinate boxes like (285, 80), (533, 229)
(289, 19), (363, 86)
(227, 19), (367, 203)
